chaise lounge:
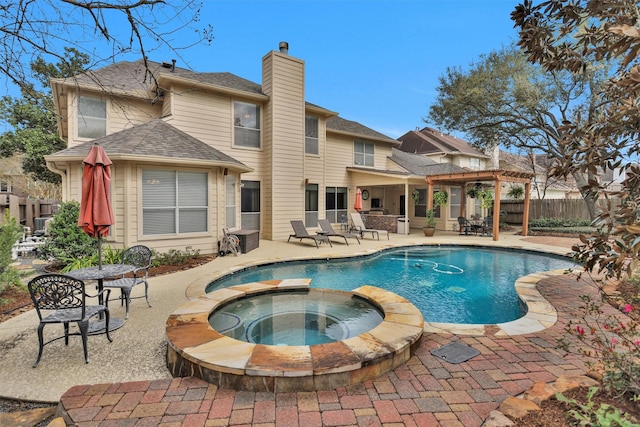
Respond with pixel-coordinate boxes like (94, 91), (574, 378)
(350, 213), (389, 240)
(318, 219), (361, 245)
(288, 220), (332, 248)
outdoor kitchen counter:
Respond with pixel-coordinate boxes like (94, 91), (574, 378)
(361, 213), (402, 233)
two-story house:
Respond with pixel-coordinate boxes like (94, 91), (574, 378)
(45, 43), (433, 254)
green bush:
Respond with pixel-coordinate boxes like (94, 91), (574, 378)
(152, 246), (200, 266)
(38, 201), (97, 265)
(0, 211), (23, 293)
(530, 226), (597, 235)
(529, 217), (593, 228)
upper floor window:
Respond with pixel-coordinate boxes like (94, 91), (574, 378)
(305, 115), (319, 155)
(234, 101), (260, 148)
(354, 140), (374, 167)
(469, 157), (481, 170)
(78, 95), (106, 138)
(141, 170), (208, 235)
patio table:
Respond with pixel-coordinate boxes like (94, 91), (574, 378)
(67, 264), (135, 334)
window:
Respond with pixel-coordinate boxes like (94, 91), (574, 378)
(305, 115), (319, 155)
(469, 158), (481, 170)
(78, 95), (106, 138)
(226, 175), (236, 228)
(0, 180), (10, 193)
(305, 183), (318, 227)
(354, 141), (374, 167)
(449, 186), (462, 220)
(241, 180), (260, 230)
(142, 170), (208, 235)
(234, 101), (261, 148)
(325, 187), (347, 223)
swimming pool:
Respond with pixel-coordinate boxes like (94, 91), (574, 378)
(206, 246), (576, 324)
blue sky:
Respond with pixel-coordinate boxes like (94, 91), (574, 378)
(5, 1), (521, 140)
(168, 1), (521, 139)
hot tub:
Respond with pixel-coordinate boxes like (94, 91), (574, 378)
(166, 279), (424, 392)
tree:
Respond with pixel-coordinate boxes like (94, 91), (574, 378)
(0, 1), (213, 92)
(0, 1), (212, 186)
(512, 0), (640, 279)
(0, 48), (90, 184)
(427, 44), (611, 219)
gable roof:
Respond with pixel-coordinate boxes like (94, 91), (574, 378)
(47, 119), (251, 171)
(398, 127), (486, 157)
(326, 116), (398, 145)
(389, 148), (468, 176)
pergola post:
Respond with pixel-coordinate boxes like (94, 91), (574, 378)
(522, 181), (531, 237)
(492, 178), (501, 241)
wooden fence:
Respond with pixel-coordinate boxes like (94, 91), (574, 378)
(500, 198), (619, 224)
(0, 194), (58, 233)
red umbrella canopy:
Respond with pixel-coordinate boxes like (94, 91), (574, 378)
(78, 144), (114, 238)
(354, 188), (363, 212)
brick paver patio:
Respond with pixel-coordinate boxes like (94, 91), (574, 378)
(57, 272), (604, 426)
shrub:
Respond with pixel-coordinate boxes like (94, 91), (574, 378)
(0, 211), (23, 293)
(152, 246), (200, 266)
(560, 290), (640, 398)
(38, 201), (97, 265)
(557, 386), (639, 427)
(530, 217), (593, 228)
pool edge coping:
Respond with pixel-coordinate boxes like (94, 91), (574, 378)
(166, 279), (425, 391)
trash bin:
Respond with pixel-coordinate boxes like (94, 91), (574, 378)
(397, 217), (409, 234)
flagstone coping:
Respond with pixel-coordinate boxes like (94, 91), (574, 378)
(424, 269), (568, 336)
(166, 279), (424, 392)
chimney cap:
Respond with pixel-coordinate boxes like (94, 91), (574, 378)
(279, 41), (289, 54)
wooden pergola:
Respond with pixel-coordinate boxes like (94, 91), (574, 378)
(425, 169), (534, 241)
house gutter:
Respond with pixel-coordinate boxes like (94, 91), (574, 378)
(43, 158), (70, 200)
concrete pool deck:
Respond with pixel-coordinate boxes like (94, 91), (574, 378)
(0, 230), (603, 426)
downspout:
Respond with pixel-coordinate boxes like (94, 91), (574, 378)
(46, 161), (69, 200)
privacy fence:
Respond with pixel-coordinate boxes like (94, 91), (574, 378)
(0, 194), (58, 233)
(500, 198), (621, 224)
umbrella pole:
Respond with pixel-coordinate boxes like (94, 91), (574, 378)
(98, 238), (103, 270)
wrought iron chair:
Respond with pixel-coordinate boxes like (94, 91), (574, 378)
(479, 216), (493, 237)
(104, 245), (152, 319)
(28, 274), (112, 367)
(457, 216), (474, 235)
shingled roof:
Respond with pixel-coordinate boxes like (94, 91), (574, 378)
(326, 116), (397, 145)
(398, 127), (486, 157)
(390, 148), (468, 176)
(49, 119), (250, 170)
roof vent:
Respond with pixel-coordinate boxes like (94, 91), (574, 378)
(279, 41), (289, 54)
(161, 59), (176, 72)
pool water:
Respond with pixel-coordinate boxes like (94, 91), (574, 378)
(209, 290), (384, 345)
(207, 246), (576, 324)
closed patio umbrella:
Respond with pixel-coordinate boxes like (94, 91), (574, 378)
(78, 143), (114, 269)
(354, 188), (363, 212)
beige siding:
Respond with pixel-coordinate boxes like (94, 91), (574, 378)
(67, 89), (161, 149)
(263, 51), (305, 240)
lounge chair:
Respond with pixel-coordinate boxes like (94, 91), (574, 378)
(318, 219), (360, 245)
(288, 220), (332, 248)
(350, 213), (389, 240)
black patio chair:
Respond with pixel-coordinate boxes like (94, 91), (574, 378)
(479, 216), (493, 237)
(457, 216), (474, 235)
(28, 273), (112, 367)
(104, 245), (152, 319)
